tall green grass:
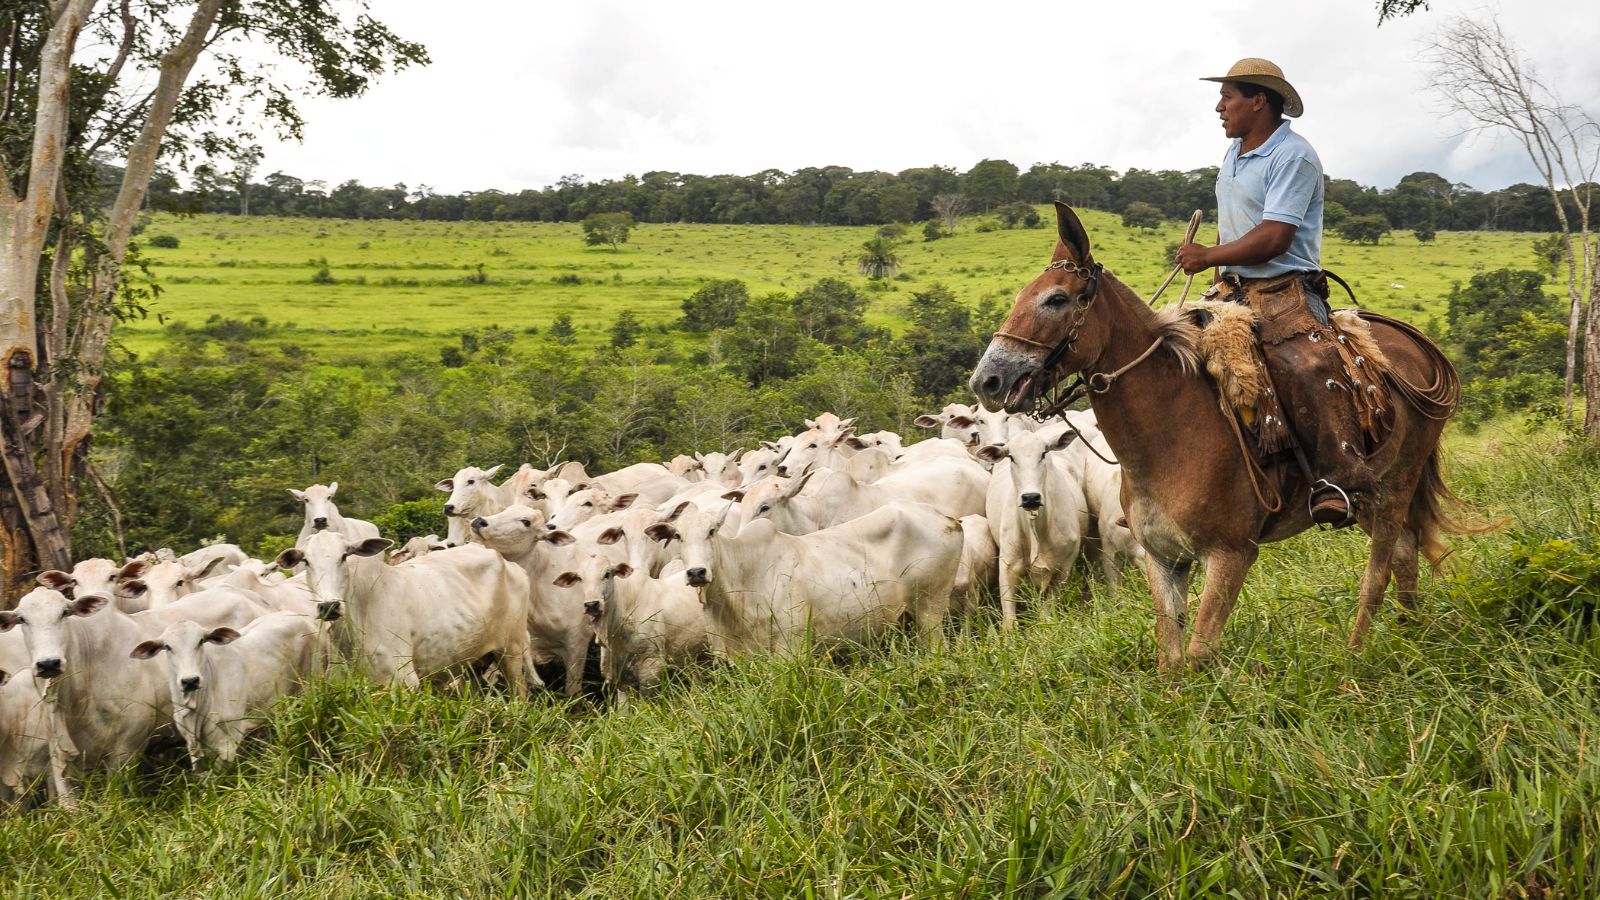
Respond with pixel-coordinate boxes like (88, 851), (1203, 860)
(3, 426), (1597, 897)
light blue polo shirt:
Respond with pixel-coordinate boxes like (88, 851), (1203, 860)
(1215, 120), (1323, 278)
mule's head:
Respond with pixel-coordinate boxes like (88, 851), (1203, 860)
(971, 202), (1111, 412)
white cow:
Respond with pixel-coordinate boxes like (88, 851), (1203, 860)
(977, 425), (1090, 629)
(115, 555), (233, 611)
(0, 631), (49, 805)
(736, 446), (783, 487)
(737, 455), (988, 534)
(216, 563), (315, 614)
(436, 465), (511, 547)
(0, 582), (267, 806)
(545, 487), (639, 533)
(468, 506), (592, 696)
(387, 534), (449, 565)
(130, 612), (324, 769)
(646, 500), (961, 656)
(1064, 425), (1144, 590)
(291, 482), (381, 547)
(588, 463), (683, 506)
(275, 534), (530, 695)
(953, 514), (1000, 618)
(913, 403), (975, 442)
(694, 451), (743, 487)
(553, 553), (708, 699)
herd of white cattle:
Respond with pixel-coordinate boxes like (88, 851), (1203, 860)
(0, 403), (1140, 808)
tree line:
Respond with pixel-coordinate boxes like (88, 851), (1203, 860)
(145, 158), (1592, 234)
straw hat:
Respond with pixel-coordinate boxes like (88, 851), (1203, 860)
(1200, 58), (1303, 118)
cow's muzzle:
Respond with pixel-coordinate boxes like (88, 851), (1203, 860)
(316, 600), (344, 621)
(685, 567), (710, 587)
(34, 657), (63, 679)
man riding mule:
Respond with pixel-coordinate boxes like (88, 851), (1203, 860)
(1174, 58), (1367, 527)
(969, 195), (1473, 669)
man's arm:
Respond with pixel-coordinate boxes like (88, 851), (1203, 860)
(1175, 221), (1296, 276)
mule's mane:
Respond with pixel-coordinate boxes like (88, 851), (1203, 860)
(1099, 269), (1202, 378)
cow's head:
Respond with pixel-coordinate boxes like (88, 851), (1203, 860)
(290, 482), (343, 531)
(436, 464), (504, 518)
(276, 532), (390, 621)
(645, 501), (727, 589)
(130, 620), (240, 710)
(0, 587), (108, 682)
(975, 425), (1077, 513)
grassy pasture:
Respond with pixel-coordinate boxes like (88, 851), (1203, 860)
(125, 211), (1547, 362)
(2, 425), (1598, 896)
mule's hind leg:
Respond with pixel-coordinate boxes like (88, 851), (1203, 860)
(1391, 527), (1421, 624)
(1143, 554), (1192, 671)
(1185, 546), (1259, 668)
(1350, 517), (1402, 648)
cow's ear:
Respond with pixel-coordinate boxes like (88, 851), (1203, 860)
(483, 464), (504, 480)
(434, 478), (454, 493)
(596, 527), (623, 546)
(1052, 430), (1079, 450)
(190, 555), (228, 581)
(538, 530), (572, 547)
(71, 595), (107, 617)
(553, 572), (580, 588)
(204, 627), (241, 645)
(665, 501), (690, 522)
(611, 563), (634, 579)
(37, 570), (75, 591)
(288, 488), (307, 501)
(611, 493), (638, 511)
(913, 415), (939, 428)
(843, 437), (868, 450)
(327, 481), (339, 496)
(120, 579), (148, 597)
(0, 611), (18, 632)
(0, 668), (9, 686)
(572, 482), (591, 492)
(275, 547), (305, 570)
(804, 417), (817, 429)
(948, 415), (975, 429)
(347, 538), (392, 558)
(975, 444), (1010, 463)
(644, 523), (676, 544)
(129, 640), (166, 660)
(119, 560), (148, 580)
(720, 490), (745, 502)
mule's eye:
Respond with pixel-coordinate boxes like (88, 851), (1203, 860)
(1043, 290), (1069, 307)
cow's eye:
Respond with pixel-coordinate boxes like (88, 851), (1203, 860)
(583, 502), (592, 507)
(808, 443), (817, 449)
(758, 504), (771, 514)
(520, 518), (531, 527)
(60, 608), (71, 618)
(467, 479), (475, 485)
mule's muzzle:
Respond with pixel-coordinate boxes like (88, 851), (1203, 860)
(970, 343), (1043, 413)
(34, 657), (63, 679)
(316, 600), (344, 621)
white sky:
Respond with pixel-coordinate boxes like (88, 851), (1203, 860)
(244, 0), (1600, 195)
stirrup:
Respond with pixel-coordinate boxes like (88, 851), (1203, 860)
(1309, 479), (1354, 529)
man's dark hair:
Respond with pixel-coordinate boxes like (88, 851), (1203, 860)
(1233, 82), (1285, 118)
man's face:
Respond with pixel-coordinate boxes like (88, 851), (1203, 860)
(1215, 83), (1260, 139)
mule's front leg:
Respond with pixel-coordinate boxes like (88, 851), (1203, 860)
(1186, 547), (1258, 668)
(1143, 554), (1192, 671)
(1350, 519), (1401, 648)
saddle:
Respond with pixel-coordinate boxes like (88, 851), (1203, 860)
(1184, 274), (1394, 463)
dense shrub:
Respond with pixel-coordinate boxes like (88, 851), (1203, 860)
(148, 234), (181, 248)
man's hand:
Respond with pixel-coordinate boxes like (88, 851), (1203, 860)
(1175, 242), (1211, 276)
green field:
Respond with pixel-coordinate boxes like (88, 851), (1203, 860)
(3, 427), (1599, 895)
(126, 211), (1550, 361)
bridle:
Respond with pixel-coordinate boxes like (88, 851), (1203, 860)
(991, 257), (1167, 465)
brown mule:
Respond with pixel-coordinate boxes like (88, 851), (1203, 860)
(970, 202), (1478, 670)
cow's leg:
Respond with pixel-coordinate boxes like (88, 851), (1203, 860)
(1350, 516), (1402, 648)
(1392, 527), (1421, 624)
(563, 644), (587, 698)
(998, 563), (1024, 631)
(1185, 546), (1258, 668)
(501, 644), (528, 699)
(1143, 554), (1192, 671)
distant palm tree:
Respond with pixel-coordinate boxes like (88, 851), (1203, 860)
(857, 236), (901, 280)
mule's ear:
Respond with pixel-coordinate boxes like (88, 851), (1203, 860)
(37, 570), (75, 591)
(1054, 201), (1092, 262)
(204, 627), (241, 645)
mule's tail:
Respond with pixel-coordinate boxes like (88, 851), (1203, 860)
(1409, 449), (1505, 571)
